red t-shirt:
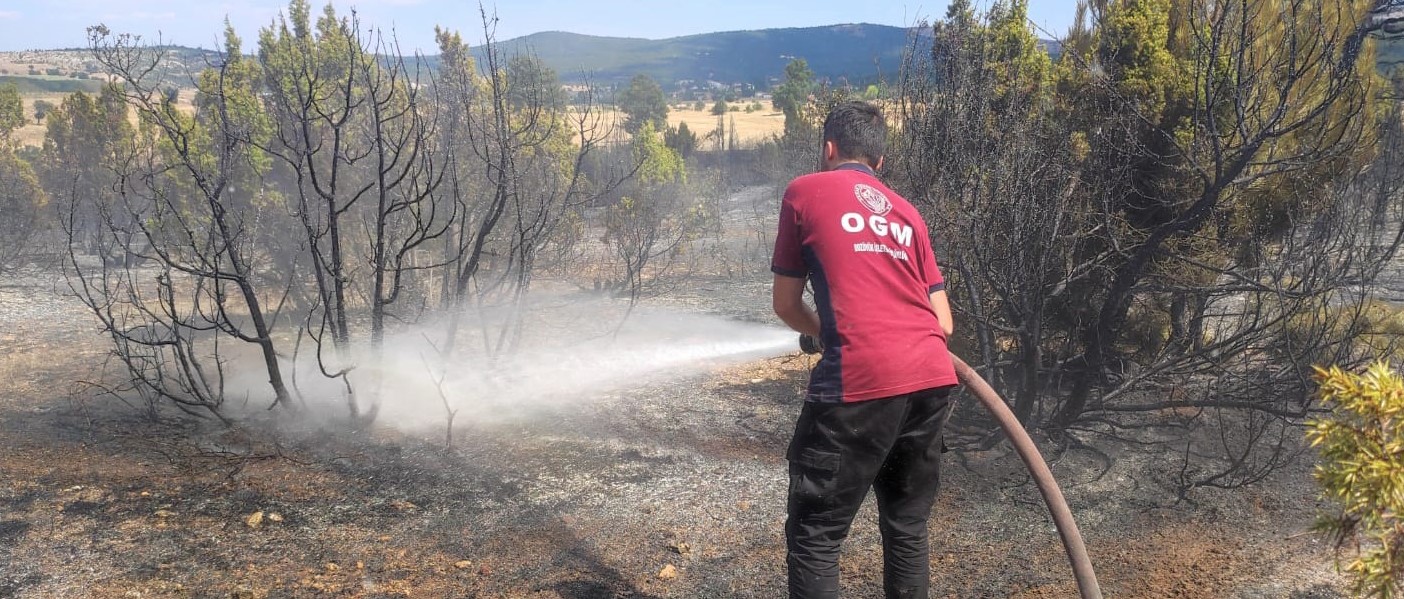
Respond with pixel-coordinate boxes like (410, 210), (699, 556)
(771, 163), (957, 402)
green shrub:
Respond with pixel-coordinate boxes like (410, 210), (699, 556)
(1310, 362), (1404, 598)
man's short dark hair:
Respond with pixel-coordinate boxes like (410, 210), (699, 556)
(822, 101), (887, 167)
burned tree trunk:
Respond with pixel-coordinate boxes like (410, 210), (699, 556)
(76, 26), (293, 414)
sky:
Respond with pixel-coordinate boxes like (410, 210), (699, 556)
(0, 0), (1081, 53)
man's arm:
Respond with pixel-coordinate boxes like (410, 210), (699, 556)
(773, 274), (821, 337)
(930, 289), (954, 337)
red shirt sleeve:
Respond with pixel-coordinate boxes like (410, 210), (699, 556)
(921, 230), (945, 293)
(771, 187), (806, 278)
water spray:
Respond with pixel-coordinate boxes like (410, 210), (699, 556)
(798, 335), (1103, 599)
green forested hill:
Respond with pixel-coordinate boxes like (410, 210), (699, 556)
(470, 24), (919, 86)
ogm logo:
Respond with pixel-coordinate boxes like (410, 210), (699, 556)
(854, 184), (892, 216)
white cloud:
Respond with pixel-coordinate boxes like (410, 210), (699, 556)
(0, 11), (21, 19)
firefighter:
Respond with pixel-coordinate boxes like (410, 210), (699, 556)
(771, 101), (958, 599)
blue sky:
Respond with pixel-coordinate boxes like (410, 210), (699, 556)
(0, 0), (1081, 52)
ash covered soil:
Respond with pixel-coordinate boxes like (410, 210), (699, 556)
(0, 265), (1350, 599)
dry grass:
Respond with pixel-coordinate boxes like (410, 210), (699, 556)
(587, 106), (785, 148)
(13, 93), (66, 149)
(665, 106), (785, 146)
(0, 57), (55, 76)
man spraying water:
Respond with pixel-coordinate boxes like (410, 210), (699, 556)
(771, 101), (958, 599)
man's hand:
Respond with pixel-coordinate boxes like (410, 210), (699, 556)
(773, 274), (821, 338)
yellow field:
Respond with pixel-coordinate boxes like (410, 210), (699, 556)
(587, 105), (785, 148)
(4, 48), (790, 150)
(666, 105), (786, 147)
(13, 94), (65, 148)
(10, 92), (786, 150)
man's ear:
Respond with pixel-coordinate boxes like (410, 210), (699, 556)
(874, 156), (885, 171)
(823, 140), (839, 163)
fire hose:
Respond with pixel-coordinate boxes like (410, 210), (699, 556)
(800, 336), (1103, 599)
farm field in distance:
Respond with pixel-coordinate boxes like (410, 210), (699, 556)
(1, 51), (788, 151)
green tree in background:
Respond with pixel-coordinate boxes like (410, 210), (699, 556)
(664, 121), (697, 159)
(772, 58), (814, 134)
(710, 99), (728, 115)
(40, 86), (136, 256)
(506, 54), (567, 111)
(633, 121), (685, 186)
(619, 74), (668, 135)
(0, 142), (46, 273)
(0, 84), (24, 142)
(32, 99), (54, 124)
(605, 120), (694, 312)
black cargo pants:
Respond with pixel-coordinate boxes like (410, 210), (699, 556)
(786, 386), (955, 599)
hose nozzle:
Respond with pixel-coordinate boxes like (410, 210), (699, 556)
(799, 334), (823, 355)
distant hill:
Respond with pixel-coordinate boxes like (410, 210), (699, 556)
(471, 24), (921, 87)
(26, 25), (1404, 97)
(0, 46), (226, 90)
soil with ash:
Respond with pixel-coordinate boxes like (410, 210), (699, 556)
(0, 268), (1350, 598)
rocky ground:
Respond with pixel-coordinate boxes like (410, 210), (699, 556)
(0, 261), (1356, 598)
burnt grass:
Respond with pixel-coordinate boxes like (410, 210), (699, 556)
(0, 269), (1353, 598)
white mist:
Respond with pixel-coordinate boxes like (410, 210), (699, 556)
(248, 301), (797, 432)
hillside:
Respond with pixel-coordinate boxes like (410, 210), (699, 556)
(472, 24), (920, 86)
(0, 46), (224, 90)
(3, 26), (926, 90)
